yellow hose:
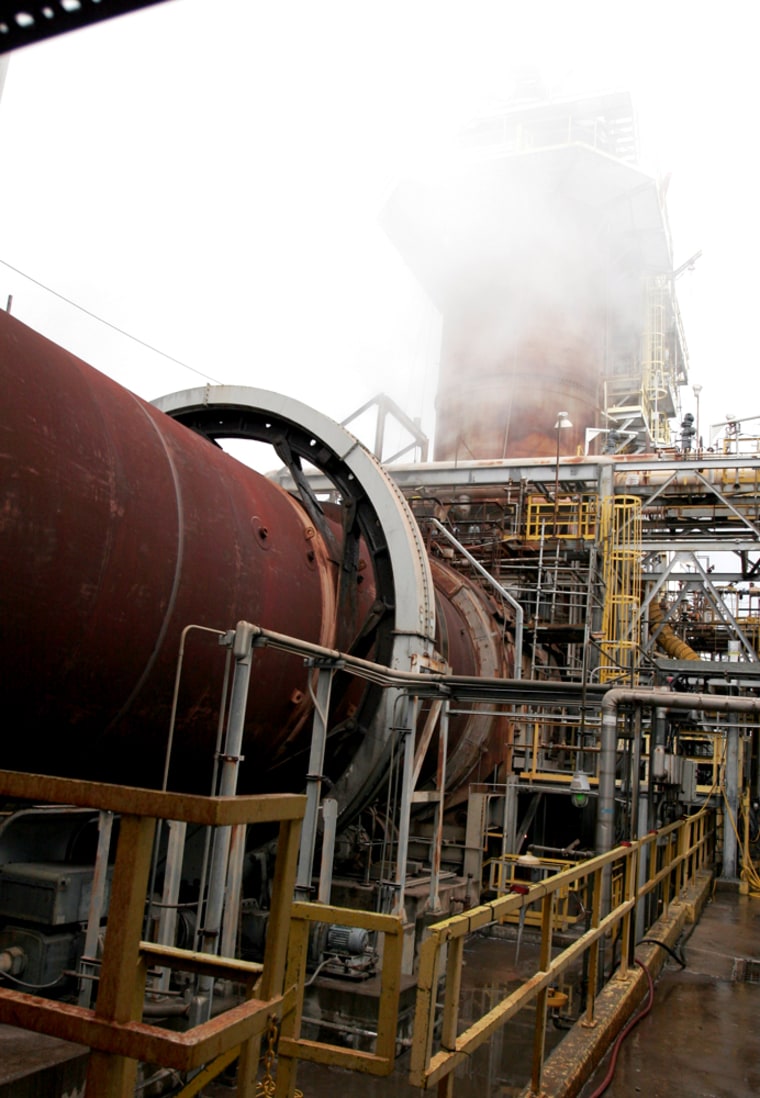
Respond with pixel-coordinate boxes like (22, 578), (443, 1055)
(649, 600), (701, 661)
(721, 786), (760, 897)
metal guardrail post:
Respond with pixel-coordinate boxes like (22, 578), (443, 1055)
(619, 845), (636, 979)
(276, 902), (405, 1089)
(410, 935), (440, 1083)
(87, 813), (158, 1097)
(529, 890), (555, 1096)
(438, 935), (465, 1098)
(0, 772), (306, 1094)
(677, 818), (689, 896)
(584, 866), (603, 1028)
(237, 813), (303, 1097)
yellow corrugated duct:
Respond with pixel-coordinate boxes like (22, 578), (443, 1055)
(649, 599), (701, 661)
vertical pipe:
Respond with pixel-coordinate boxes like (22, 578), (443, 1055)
(429, 700), (450, 912)
(393, 694), (419, 919)
(649, 707), (667, 831)
(531, 524), (546, 679)
(295, 662), (336, 901)
(501, 774), (519, 860)
(635, 787), (650, 944)
(723, 718), (740, 879)
(153, 819), (187, 995)
(77, 810), (114, 1009)
(317, 798), (338, 905)
(630, 708), (643, 840)
(595, 704), (619, 857)
(220, 823), (247, 966)
(195, 622), (254, 1020)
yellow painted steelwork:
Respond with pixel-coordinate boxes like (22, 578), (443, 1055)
(599, 494), (642, 683)
(0, 771), (306, 1098)
(526, 496), (598, 541)
(485, 853), (587, 931)
(409, 807), (715, 1095)
(276, 901), (405, 1095)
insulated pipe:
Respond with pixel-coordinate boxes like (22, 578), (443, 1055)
(317, 798), (338, 905)
(596, 688), (760, 857)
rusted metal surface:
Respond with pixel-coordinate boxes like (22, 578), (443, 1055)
(434, 324), (600, 462)
(237, 815), (304, 1096)
(86, 812), (155, 1094)
(0, 985), (295, 1071)
(384, 152), (630, 462)
(429, 557), (512, 789)
(0, 311), (345, 794)
(0, 310), (606, 816)
(522, 871), (715, 1098)
(383, 122), (685, 464)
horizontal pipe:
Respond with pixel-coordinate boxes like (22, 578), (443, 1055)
(596, 688), (760, 855)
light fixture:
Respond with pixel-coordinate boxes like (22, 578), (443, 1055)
(569, 770), (590, 809)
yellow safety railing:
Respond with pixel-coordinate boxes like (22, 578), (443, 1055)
(484, 853), (588, 931)
(525, 496), (598, 541)
(409, 807), (715, 1097)
(0, 770), (306, 1098)
(275, 901), (404, 1094)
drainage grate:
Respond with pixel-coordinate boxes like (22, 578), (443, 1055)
(732, 958), (760, 982)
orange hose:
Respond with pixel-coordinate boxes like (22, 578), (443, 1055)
(649, 600), (701, 661)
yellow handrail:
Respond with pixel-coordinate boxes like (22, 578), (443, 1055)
(409, 807), (715, 1096)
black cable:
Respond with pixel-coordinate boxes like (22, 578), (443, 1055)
(0, 257), (222, 385)
(637, 937), (686, 969)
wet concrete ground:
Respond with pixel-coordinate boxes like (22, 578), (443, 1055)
(579, 885), (760, 1098)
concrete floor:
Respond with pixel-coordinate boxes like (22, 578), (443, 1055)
(580, 885), (760, 1098)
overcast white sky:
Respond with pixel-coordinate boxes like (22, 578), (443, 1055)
(0, 0), (756, 456)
